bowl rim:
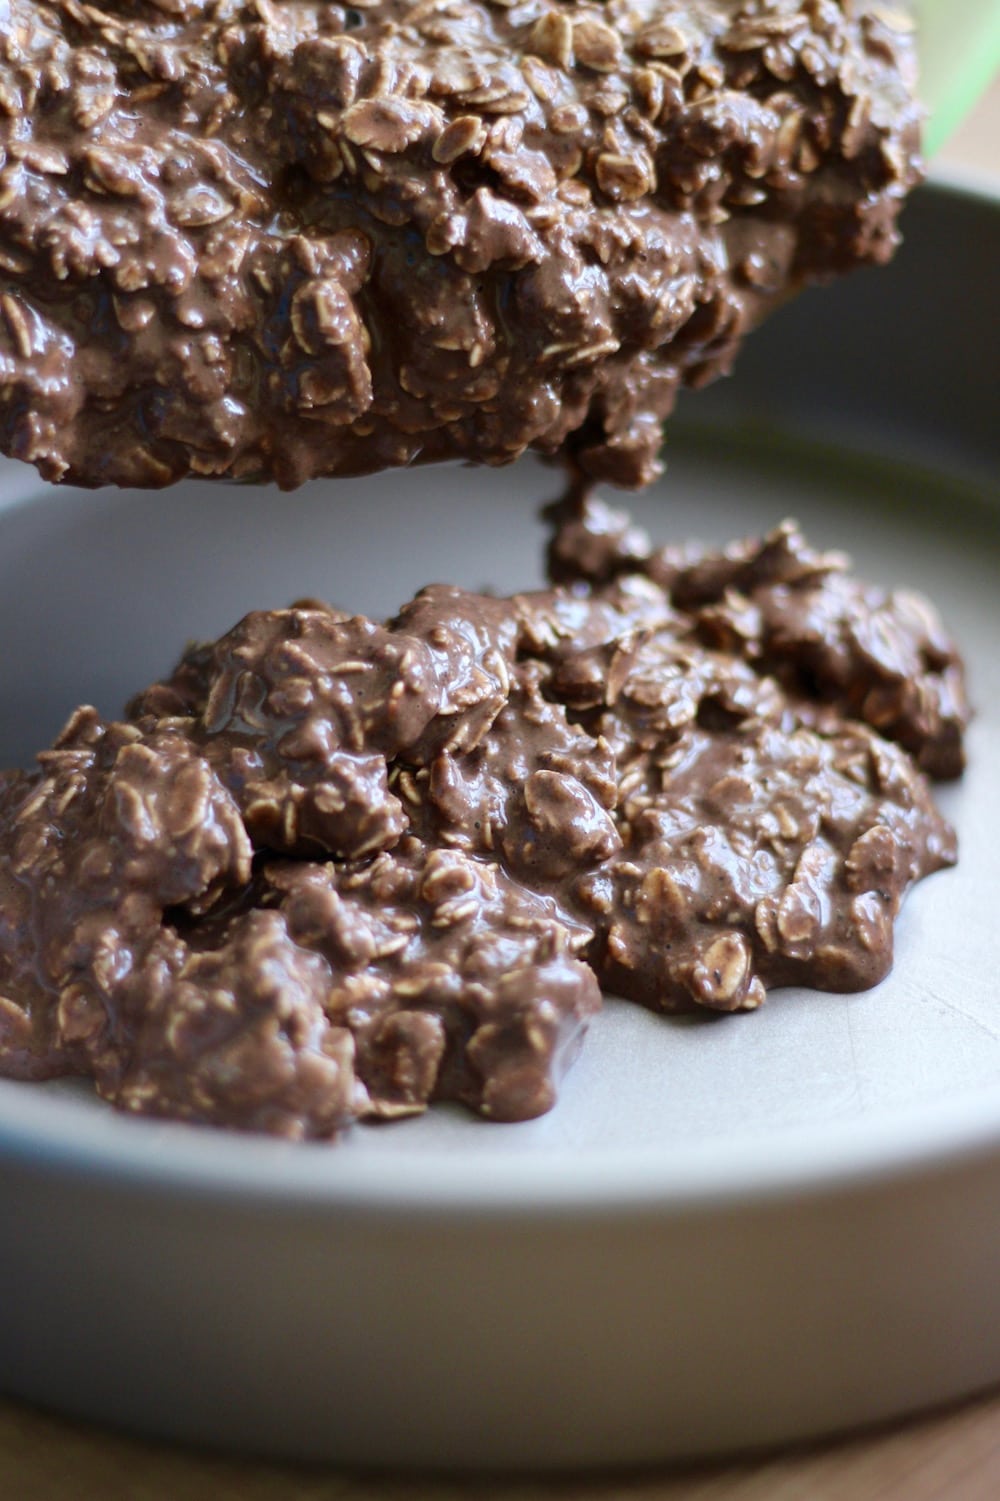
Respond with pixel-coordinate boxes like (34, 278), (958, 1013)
(4, 1069), (1000, 1218)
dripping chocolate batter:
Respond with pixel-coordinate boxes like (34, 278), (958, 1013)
(0, 1), (920, 489)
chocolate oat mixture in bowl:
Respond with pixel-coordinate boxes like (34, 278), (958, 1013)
(0, 1), (974, 1139)
(0, 488), (969, 1135)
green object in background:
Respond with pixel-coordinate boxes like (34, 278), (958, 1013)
(917, 0), (1000, 154)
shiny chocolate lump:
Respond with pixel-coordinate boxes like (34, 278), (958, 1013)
(0, 0), (920, 490)
(0, 495), (966, 1137)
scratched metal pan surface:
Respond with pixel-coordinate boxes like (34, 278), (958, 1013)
(0, 178), (998, 1471)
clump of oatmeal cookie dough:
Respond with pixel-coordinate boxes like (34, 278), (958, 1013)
(0, 495), (966, 1138)
(0, 1), (921, 489)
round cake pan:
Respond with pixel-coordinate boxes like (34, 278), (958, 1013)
(0, 176), (998, 1470)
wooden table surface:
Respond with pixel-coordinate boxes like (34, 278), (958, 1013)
(3, 74), (998, 1501)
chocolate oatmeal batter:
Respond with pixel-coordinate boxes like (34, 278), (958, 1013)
(0, 495), (966, 1136)
(0, 0), (921, 489)
(0, 1), (960, 1139)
